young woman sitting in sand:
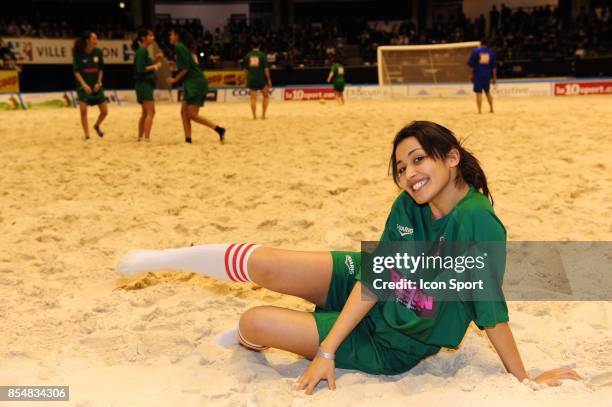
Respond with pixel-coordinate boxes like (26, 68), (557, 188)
(117, 121), (581, 394)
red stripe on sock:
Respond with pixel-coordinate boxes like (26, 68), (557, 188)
(224, 243), (237, 282)
(238, 330), (268, 350)
(237, 243), (255, 282)
(232, 243), (246, 282)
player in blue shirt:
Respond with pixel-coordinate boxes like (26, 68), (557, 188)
(467, 41), (496, 114)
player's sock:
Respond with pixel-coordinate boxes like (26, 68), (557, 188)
(94, 124), (104, 138)
(215, 126), (225, 144)
(238, 329), (269, 351)
(185, 137), (192, 144)
(215, 327), (239, 348)
(116, 243), (260, 282)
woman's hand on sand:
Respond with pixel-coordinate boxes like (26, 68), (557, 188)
(532, 367), (582, 386)
(296, 356), (336, 395)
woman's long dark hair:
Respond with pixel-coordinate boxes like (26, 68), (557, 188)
(132, 28), (151, 51)
(171, 27), (195, 53)
(389, 121), (493, 204)
(73, 31), (94, 57)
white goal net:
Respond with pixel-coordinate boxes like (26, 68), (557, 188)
(377, 41), (480, 86)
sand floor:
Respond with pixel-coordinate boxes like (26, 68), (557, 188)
(0, 96), (611, 406)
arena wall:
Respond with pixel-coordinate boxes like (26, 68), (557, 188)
(2, 78), (611, 111)
(11, 57), (612, 92)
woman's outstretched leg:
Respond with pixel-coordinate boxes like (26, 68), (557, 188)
(248, 247), (332, 308)
(186, 105), (225, 144)
(117, 245), (333, 308)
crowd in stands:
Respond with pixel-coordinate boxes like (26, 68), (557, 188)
(0, 19), (131, 40)
(154, 18), (347, 68)
(1, 3), (610, 69)
(0, 38), (19, 70)
(358, 4), (611, 63)
(158, 4), (611, 68)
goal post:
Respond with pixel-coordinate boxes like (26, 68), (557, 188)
(377, 41), (480, 86)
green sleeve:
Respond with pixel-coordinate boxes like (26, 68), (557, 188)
(466, 211), (509, 329)
(261, 52), (268, 68)
(175, 44), (190, 71)
(97, 48), (104, 70)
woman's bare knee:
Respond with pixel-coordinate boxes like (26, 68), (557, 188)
(238, 306), (271, 342)
(238, 306), (319, 358)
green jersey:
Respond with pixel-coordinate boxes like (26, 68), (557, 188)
(73, 47), (104, 87)
(134, 47), (155, 104)
(362, 186), (509, 349)
(243, 50), (268, 90)
(134, 47), (154, 83)
(330, 63), (345, 82)
(174, 41), (208, 106)
(174, 41), (207, 87)
(329, 63), (345, 91)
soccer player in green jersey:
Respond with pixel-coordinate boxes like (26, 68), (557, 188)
(326, 61), (345, 104)
(132, 28), (162, 142)
(243, 43), (272, 120)
(118, 121), (581, 394)
(166, 28), (225, 144)
(73, 31), (108, 140)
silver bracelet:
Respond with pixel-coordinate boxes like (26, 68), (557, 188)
(316, 347), (335, 360)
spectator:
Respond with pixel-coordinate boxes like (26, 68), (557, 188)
(0, 37), (19, 70)
(489, 5), (499, 36)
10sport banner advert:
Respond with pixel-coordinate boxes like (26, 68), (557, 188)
(5, 37), (134, 64)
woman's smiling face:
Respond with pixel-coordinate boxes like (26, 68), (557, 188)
(394, 136), (455, 205)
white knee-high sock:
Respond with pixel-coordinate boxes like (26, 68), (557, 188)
(116, 243), (260, 282)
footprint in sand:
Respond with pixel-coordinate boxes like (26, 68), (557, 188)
(589, 371), (612, 389)
(36, 234), (64, 243)
(328, 187), (348, 196)
(257, 219), (278, 230)
(293, 219), (314, 229)
(211, 223), (237, 232)
(174, 223), (190, 235)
